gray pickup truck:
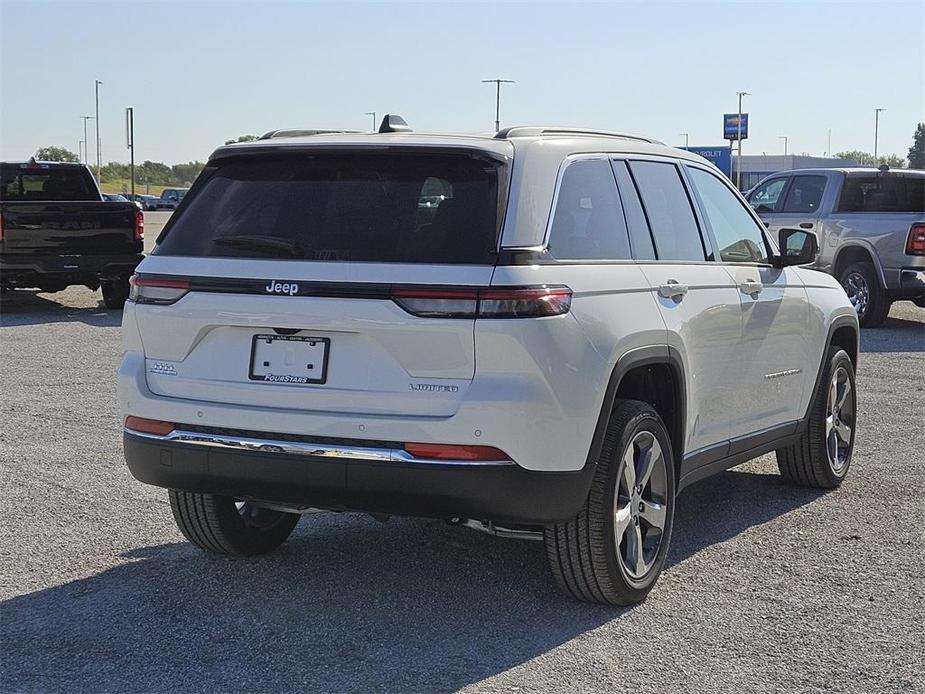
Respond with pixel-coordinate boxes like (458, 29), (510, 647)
(748, 167), (924, 327)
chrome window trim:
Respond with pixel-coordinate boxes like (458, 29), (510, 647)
(126, 428), (515, 467)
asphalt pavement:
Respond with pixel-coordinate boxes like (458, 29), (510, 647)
(1, 279), (923, 693)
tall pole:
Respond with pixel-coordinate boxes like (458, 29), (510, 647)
(827, 128), (832, 157)
(779, 136), (788, 156)
(680, 133), (689, 148)
(81, 116), (94, 168)
(78, 140), (84, 163)
(94, 80), (103, 183)
(735, 91), (750, 190)
(481, 79), (514, 133)
(874, 108), (885, 164)
(126, 107), (135, 198)
(364, 111), (376, 131)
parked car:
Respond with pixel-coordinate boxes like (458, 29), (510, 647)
(155, 187), (189, 210)
(102, 192), (129, 202)
(123, 193), (159, 210)
(748, 167), (925, 326)
(1, 159), (143, 307)
(120, 123), (859, 605)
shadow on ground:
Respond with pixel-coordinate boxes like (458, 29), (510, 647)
(0, 290), (121, 328)
(2, 469), (822, 692)
(859, 313), (925, 353)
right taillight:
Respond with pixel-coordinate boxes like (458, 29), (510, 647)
(128, 275), (190, 304)
(906, 223), (925, 255)
(391, 285), (572, 319)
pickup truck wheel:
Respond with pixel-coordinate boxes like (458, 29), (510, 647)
(101, 277), (130, 309)
(776, 348), (856, 489)
(168, 490), (300, 555)
(544, 400), (675, 605)
(840, 262), (890, 328)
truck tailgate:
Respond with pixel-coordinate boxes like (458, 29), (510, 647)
(1, 202), (141, 256)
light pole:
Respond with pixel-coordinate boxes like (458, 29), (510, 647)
(481, 78), (515, 133)
(364, 111), (376, 131)
(81, 115), (94, 167)
(94, 80), (103, 182)
(680, 133), (690, 148)
(78, 140), (84, 163)
(779, 136), (788, 156)
(874, 108), (885, 164)
(126, 107), (135, 198)
(735, 90), (750, 190)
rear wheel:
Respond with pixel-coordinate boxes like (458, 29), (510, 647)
(101, 276), (131, 309)
(840, 261), (890, 328)
(776, 348), (856, 489)
(544, 400), (676, 605)
(168, 491), (301, 555)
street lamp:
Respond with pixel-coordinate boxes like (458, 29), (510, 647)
(364, 111), (376, 131)
(779, 136), (788, 156)
(735, 91), (750, 190)
(481, 79), (515, 133)
(680, 133), (690, 148)
(81, 115), (95, 166)
(874, 108), (886, 163)
(94, 80), (103, 182)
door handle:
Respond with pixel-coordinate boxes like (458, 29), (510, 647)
(799, 222), (814, 229)
(658, 280), (689, 301)
(740, 279), (763, 298)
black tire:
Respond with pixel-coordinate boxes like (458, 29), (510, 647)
(101, 277), (130, 309)
(544, 400), (676, 606)
(839, 261), (890, 328)
(168, 491), (301, 556)
(776, 348), (856, 489)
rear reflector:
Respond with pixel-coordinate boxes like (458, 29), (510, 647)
(906, 223), (925, 255)
(134, 208), (144, 241)
(404, 442), (510, 461)
(125, 416), (174, 436)
(128, 275), (190, 304)
(392, 285), (571, 319)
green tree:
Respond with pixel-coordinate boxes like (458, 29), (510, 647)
(224, 134), (258, 145)
(908, 123), (925, 169)
(170, 161), (205, 185)
(836, 150), (906, 168)
(34, 146), (79, 162)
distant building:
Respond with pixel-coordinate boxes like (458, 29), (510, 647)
(734, 154), (859, 191)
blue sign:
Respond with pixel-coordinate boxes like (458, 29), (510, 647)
(724, 113), (749, 140)
(683, 146), (733, 178)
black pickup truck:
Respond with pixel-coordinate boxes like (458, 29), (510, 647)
(0, 160), (144, 308)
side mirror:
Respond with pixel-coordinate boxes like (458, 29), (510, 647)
(773, 228), (818, 267)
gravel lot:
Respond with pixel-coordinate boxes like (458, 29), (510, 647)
(1, 271), (923, 692)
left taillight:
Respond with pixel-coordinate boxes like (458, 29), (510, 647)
(134, 208), (144, 241)
(391, 285), (572, 319)
(128, 275), (190, 305)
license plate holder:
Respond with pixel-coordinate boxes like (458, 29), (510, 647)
(249, 334), (329, 385)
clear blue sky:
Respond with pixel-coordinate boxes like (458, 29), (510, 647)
(2, 0), (923, 165)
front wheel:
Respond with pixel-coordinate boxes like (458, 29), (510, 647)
(168, 491), (301, 555)
(544, 400), (676, 605)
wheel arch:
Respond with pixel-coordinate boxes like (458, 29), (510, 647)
(587, 346), (687, 481)
(802, 314), (859, 423)
(832, 242), (886, 288)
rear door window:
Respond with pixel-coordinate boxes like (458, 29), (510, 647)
(0, 164), (97, 201)
(155, 153), (502, 264)
(547, 158), (631, 260)
(611, 161), (657, 260)
(780, 175), (827, 213)
(628, 160), (705, 261)
(836, 174), (925, 213)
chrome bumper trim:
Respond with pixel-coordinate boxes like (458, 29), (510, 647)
(125, 428), (514, 467)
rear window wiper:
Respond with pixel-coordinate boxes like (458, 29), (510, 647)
(212, 235), (304, 258)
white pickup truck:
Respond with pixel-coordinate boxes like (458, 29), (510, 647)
(748, 167), (925, 327)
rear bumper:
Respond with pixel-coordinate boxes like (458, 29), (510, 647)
(123, 429), (595, 525)
(895, 268), (925, 300)
(0, 253), (143, 286)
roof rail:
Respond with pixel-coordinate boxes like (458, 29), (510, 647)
(494, 126), (663, 145)
(257, 129), (363, 140)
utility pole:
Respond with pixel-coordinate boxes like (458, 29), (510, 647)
(735, 91), (750, 190)
(874, 108), (885, 164)
(779, 136), (788, 156)
(94, 80), (103, 182)
(680, 133), (690, 148)
(364, 111), (376, 131)
(827, 128), (832, 157)
(81, 116), (95, 169)
(481, 79), (515, 133)
(126, 107), (135, 198)
(78, 140), (84, 163)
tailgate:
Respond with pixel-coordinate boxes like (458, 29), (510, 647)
(1, 202), (141, 256)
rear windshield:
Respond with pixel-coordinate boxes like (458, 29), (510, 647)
(155, 153), (502, 264)
(837, 174), (925, 213)
(0, 164), (98, 201)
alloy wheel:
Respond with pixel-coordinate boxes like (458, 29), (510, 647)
(843, 272), (870, 318)
(825, 366), (854, 473)
(613, 431), (669, 580)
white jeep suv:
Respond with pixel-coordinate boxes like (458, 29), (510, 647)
(120, 119), (859, 605)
